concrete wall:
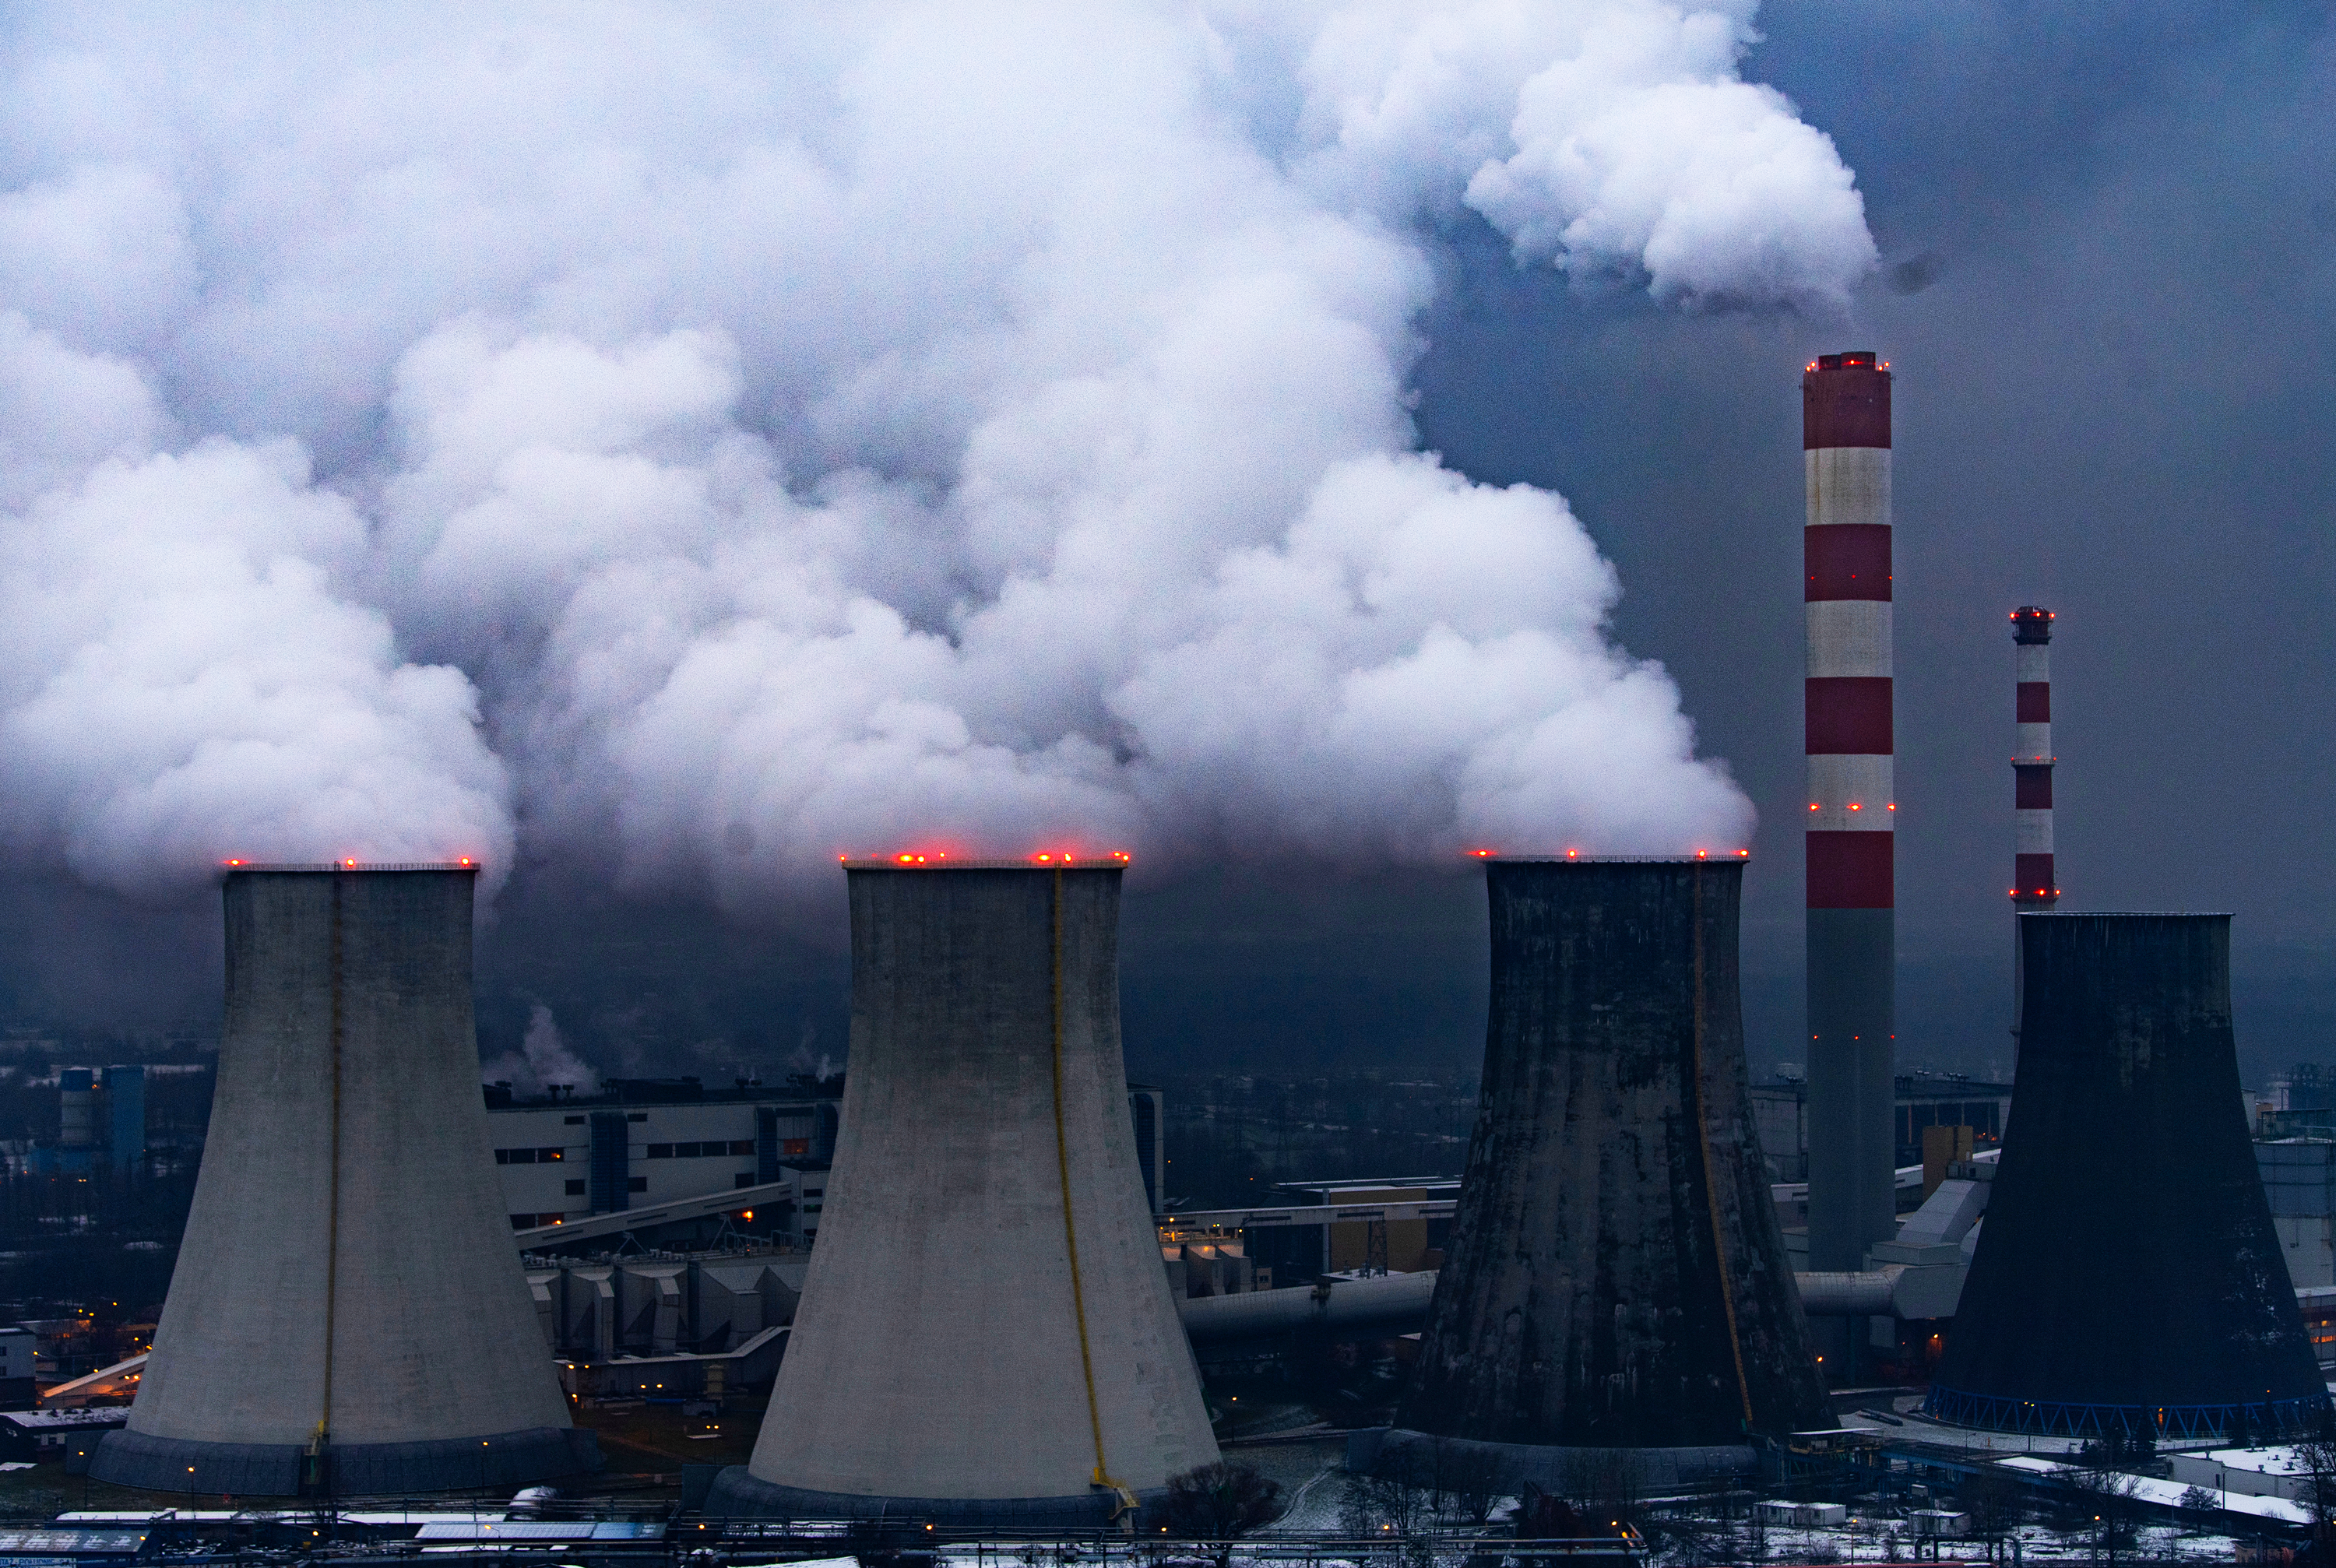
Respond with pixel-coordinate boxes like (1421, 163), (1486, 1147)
(1401, 860), (1831, 1449)
(103, 870), (575, 1485)
(737, 866), (1216, 1507)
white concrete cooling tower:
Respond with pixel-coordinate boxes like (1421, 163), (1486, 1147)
(709, 858), (1217, 1524)
(90, 867), (596, 1496)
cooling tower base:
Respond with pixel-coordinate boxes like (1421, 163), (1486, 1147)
(703, 1467), (1159, 1527)
(89, 1426), (601, 1496)
(1923, 1386), (2331, 1443)
(1363, 1429), (1757, 1493)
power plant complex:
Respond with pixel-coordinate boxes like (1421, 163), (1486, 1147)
(23, 352), (2322, 1560)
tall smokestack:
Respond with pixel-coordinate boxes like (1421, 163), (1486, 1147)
(710, 859), (1216, 1524)
(91, 867), (592, 1496)
(1928, 913), (2328, 1438)
(1803, 351), (1895, 1278)
(1391, 859), (1830, 1472)
(2008, 606), (2056, 1050)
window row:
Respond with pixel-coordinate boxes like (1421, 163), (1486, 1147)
(495, 1146), (567, 1164)
(646, 1140), (755, 1159)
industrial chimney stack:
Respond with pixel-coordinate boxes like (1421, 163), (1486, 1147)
(711, 859), (1216, 1523)
(1802, 352), (1896, 1278)
(91, 867), (592, 1496)
(2009, 606), (2056, 1050)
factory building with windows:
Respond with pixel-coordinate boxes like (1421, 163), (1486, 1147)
(483, 1079), (841, 1229)
(1752, 1070), (2013, 1183)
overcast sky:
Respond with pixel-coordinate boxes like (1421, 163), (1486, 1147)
(0, 3), (2324, 1089)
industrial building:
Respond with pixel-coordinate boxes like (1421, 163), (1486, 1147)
(710, 859), (1217, 1524)
(1803, 349), (1898, 1278)
(485, 1077), (1164, 1235)
(1751, 1071), (2011, 1183)
(90, 865), (596, 1496)
(483, 1078), (839, 1229)
(28, 1067), (144, 1177)
(1395, 858), (1829, 1481)
(1926, 912), (2328, 1437)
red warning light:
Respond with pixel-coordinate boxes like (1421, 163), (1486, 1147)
(1469, 849), (1493, 858)
(1694, 849), (1708, 860)
(343, 858), (357, 869)
(458, 857), (473, 867)
(1565, 849), (1579, 859)
(225, 859), (242, 867)
(1737, 849), (1750, 857)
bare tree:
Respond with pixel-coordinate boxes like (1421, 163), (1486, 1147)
(1160, 1460), (1286, 1553)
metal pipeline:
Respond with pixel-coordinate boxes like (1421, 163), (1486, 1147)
(1177, 1263), (1963, 1347)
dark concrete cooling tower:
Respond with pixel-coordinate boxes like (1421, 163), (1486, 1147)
(709, 860), (1216, 1524)
(1927, 913), (2328, 1440)
(1391, 859), (1830, 1477)
(91, 867), (593, 1496)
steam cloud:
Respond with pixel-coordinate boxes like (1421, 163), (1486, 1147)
(481, 1005), (601, 1099)
(0, 3), (1874, 909)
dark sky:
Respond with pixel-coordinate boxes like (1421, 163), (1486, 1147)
(1405, 0), (2336, 1086)
(5, 2), (2330, 1092)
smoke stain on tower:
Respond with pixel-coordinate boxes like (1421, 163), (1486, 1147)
(90, 866), (593, 1496)
(1396, 859), (1829, 1460)
(1930, 913), (2329, 1437)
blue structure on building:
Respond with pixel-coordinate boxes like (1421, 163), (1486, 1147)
(29, 1066), (144, 1176)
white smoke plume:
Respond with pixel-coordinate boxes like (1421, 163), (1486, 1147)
(0, 4), (1874, 909)
(480, 1004), (601, 1099)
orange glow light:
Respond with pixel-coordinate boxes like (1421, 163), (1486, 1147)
(1847, 803), (1860, 811)
(1737, 849), (1750, 857)
(226, 859), (242, 867)
(343, 858), (357, 868)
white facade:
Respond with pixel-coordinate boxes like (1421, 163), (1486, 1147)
(2169, 1447), (2315, 1503)
(486, 1096), (833, 1228)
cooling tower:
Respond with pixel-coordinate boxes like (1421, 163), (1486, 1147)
(91, 867), (593, 1496)
(1394, 859), (1830, 1469)
(1927, 913), (2329, 1439)
(708, 860), (1216, 1524)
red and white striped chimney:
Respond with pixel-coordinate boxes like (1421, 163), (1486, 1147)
(2009, 606), (2056, 1054)
(1803, 350), (1896, 1276)
(2010, 606), (2056, 908)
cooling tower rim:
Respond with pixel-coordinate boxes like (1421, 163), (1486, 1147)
(2015, 909), (2232, 918)
(1468, 853), (1751, 865)
(218, 861), (479, 875)
(838, 857), (1128, 871)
